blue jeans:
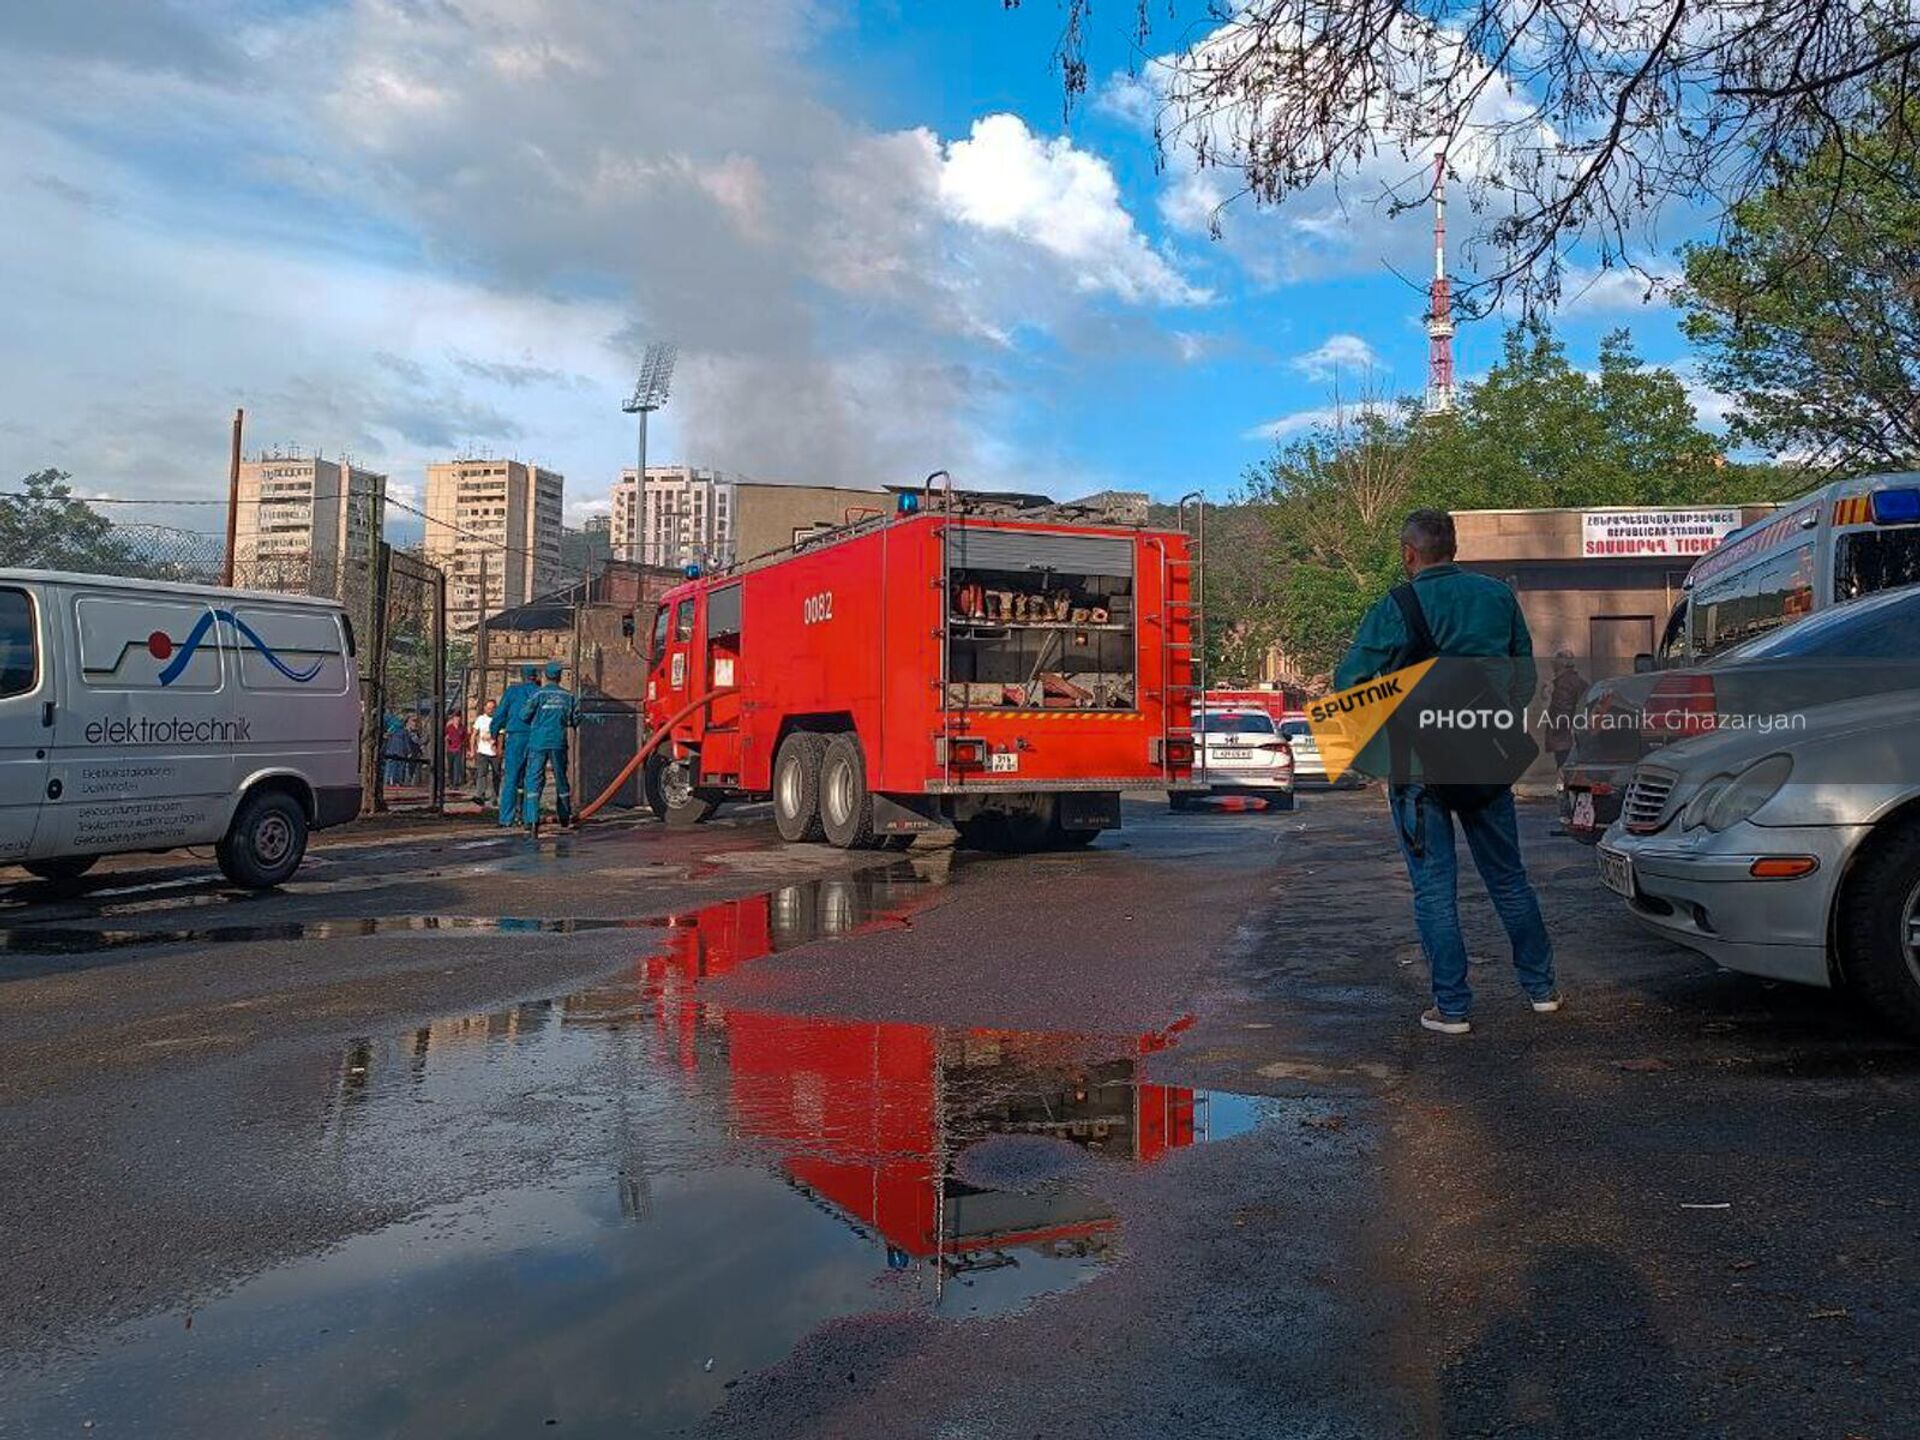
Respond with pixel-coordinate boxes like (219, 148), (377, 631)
(1390, 784), (1555, 1016)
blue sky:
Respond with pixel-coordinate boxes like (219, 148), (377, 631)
(0, 0), (1717, 530)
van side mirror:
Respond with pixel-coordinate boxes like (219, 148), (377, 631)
(1632, 653), (1656, 674)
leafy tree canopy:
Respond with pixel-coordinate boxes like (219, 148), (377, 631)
(0, 470), (148, 574)
(1019, 0), (1920, 311)
(1219, 325), (1784, 679)
(1679, 89), (1920, 470)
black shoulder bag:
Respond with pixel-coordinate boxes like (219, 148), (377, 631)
(1384, 584), (1538, 812)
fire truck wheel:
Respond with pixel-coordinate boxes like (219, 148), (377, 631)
(642, 753), (668, 820)
(649, 753), (719, 827)
(773, 732), (829, 843)
(819, 732), (878, 849)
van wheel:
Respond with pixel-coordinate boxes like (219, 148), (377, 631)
(819, 733), (878, 849)
(218, 789), (309, 889)
(1169, 793), (1194, 813)
(22, 856), (97, 885)
(773, 733), (829, 843)
(1837, 815), (1920, 1038)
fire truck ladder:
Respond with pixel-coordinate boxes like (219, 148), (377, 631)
(1163, 492), (1207, 789)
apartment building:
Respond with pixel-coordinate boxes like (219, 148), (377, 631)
(610, 466), (734, 568)
(424, 458), (565, 634)
(232, 453), (386, 597)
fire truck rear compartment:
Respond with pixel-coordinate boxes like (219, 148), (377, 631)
(944, 529), (1137, 711)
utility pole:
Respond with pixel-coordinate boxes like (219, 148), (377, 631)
(475, 548), (490, 706)
(223, 407), (244, 587)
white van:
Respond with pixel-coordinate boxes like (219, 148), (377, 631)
(0, 570), (362, 888)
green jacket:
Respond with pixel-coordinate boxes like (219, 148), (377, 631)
(1333, 563), (1536, 778)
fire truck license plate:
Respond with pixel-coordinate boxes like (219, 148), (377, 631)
(988, 752), (1019, 773)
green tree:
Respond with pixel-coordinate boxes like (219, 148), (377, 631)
(1242, 400), (1425, 677)
(1244, 325), (1779, 679)
(1418, 323), (1754, 509)
(1679, 91), (1920, 468)
(0, 470), (148, 573)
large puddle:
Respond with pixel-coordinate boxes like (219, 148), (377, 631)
(3, 865), (1265, 1437)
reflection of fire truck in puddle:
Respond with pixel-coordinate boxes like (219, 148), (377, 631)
(639, 869), (1202, 1273)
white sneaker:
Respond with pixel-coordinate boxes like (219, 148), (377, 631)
(1530, 992), (1564, 1013)
(1420, 1008), (1471, 1035)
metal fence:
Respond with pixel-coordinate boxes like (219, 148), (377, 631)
(363, 546), (448, 812)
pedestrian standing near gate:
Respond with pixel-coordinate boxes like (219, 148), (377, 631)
(471, 698), (499, 806)
(496, 665), (540, 828)
(444, 708), (467, 791)
(1334, 508), (1560, 1035)
(520, 660), (578, 838)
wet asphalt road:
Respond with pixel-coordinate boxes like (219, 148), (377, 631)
(1, 793), (1918, 1438)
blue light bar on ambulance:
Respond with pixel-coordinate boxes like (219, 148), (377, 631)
(1872, 487), (1920, 525)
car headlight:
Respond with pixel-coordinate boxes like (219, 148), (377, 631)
(1702, 754), (1794, 832)
(1682, 775), (1733, 830)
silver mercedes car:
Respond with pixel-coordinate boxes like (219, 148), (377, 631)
(1596, 589), (1920, 1034)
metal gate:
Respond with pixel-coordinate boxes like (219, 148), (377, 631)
(363, 545), (449, 812)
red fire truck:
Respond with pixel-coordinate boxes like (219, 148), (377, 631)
(640, 495), (1201, 850)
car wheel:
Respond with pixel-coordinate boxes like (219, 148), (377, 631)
(819, 733), (877, 849)
(1266, 791), (1297, 813)
(772, 732), (828, 843)
(1837, 814), (1920, 1038)
(1169, 793), (1194, 813)
(217, 789), (309, 889)
(22, 855), (97, 885)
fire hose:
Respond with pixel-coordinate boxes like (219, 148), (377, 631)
(576, 687), (736, 822)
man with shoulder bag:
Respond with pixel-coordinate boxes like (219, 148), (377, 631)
(1334, 508), (1560, 1035)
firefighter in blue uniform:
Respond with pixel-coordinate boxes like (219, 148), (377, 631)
(495, 664), (540, 827)
(521, 660), (579, 836)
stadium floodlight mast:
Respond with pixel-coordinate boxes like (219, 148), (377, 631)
(621, 342), (678, 565)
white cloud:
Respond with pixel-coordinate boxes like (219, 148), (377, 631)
(0, 0), (1198, 511)
(1243, 396), (1397, 442)
(1556, 258), (1680, 315)
(1243, 406), (1346, 442)
(938, 114), (1207, 306)
(1290, 334), (1382, 382)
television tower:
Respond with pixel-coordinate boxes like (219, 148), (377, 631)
(1424, 149), (1456, 416)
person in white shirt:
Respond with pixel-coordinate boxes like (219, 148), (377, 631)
(470, 698), (500, 806)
